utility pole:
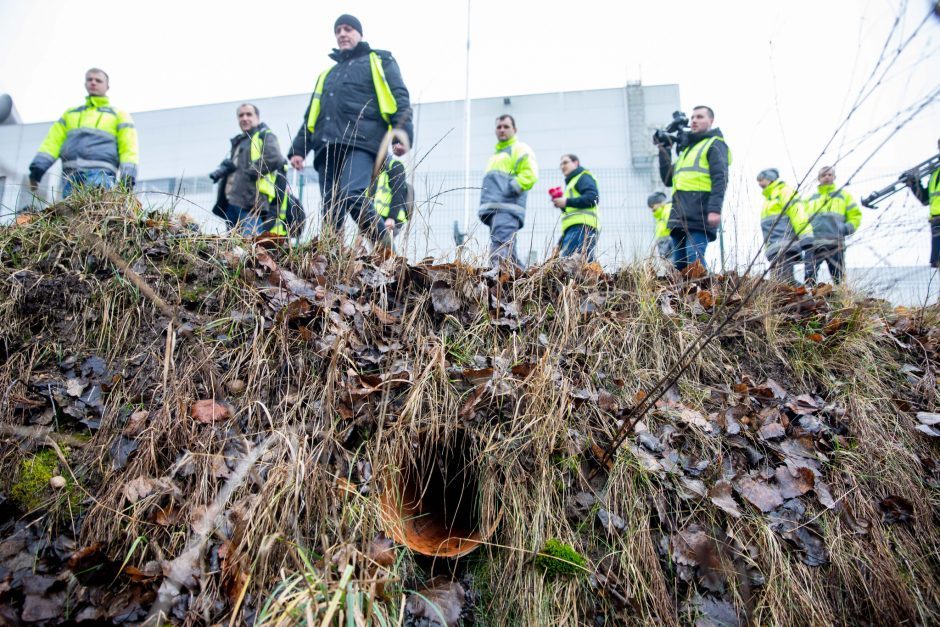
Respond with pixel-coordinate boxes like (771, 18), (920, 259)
(461, 0), (472, 240)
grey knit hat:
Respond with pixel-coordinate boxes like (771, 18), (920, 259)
(647, 191), (668, 207)
(757, 168), (779, 182)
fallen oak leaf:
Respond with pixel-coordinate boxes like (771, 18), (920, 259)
(708, 480), (742, 518)
(758, 422), (786, 440)
(735, 476), (784, 512)
(123, 476), (155, 503)
(190, 399), (231, 424)
(774, 465), (814, 499)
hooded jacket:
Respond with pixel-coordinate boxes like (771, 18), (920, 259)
(478, 136), (539, 226)
(805, 183), (861, 248)
(288, 41), (413, 162)
(760, 179), (812, 259)
(29, 95), (139, 182)
(658, 128), (730, 240)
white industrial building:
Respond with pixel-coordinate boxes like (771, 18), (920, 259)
(0, 83), (680, 265)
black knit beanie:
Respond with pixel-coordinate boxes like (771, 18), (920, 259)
(334, 14), (363, 36)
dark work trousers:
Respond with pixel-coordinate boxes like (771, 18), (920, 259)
(486, 211), (524, 268)
(805, 242), (846, 285)
(767, 248), (802, 285)
(670, 229), (709, 271)
(930, 221), (940, 268)
(315, 145), (389, 242)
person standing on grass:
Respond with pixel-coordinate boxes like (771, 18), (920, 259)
(553, 154), (599, 261)
(209, 103), (288, 237)
(478, 114), (539, 269)
(288, 14), (413, 246)
(756, 168), (813, 284)
(28, 68), (139, 197)
(370, 138), (412, 250)
(804, 165), (861, 285)
(903, 137), (940, 268)
(655, 105), (730, 273)
(648, 191), (674, 259)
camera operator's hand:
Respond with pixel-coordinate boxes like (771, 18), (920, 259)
(209, 159), (236, 183)
(392, 143), (407, 157)
(552, 196), (566, 209)
(652, 130), (673, 149)
(706, 212), (721, 228)
(290, 156), (305, 171)
(901, 173), (918, 189)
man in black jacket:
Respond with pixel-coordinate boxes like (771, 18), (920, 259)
(288, 15), (413, 244)
(655, 106), (730, 272)
(210, 103), (287, 236)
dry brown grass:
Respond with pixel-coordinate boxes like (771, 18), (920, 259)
(0, 192), (937, 625)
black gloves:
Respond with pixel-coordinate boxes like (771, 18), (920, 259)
(28, 165), (45, 184)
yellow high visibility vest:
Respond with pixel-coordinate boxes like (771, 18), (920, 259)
(306, 52), (398, 134)
(674, 136), (731, 192)
(561, 169), (599, 231)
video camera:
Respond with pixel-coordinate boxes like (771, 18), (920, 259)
(652, 111), (690, 151)
(209, 158), (237, 183)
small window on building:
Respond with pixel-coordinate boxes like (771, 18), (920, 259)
(138, 178), (178, 194)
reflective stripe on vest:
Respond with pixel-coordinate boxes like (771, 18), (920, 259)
(305, 52), (398, 134)
(930, 167), (940, 217)
(674, 136), (730, 192)
(372, 157), (408, 223)
(249, 130), (277, 202)
(561, 169), (599, 231)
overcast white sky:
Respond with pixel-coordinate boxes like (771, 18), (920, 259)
(1, 0), (938, 269)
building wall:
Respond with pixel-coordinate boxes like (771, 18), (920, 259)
(0, 84), (680, 264)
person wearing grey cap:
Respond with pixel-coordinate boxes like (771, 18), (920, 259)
(757, 168), (813, 284)
(288, 15), (413, 245)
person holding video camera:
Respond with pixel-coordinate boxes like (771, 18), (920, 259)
(210, 103), (288, 236)
(552, 154), (599, 261)
(903, 137), (940, 267)
(654, 106), (730, 272)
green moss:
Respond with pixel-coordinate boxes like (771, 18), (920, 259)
(10, 449), (59, 511)
(181, 285), (208, 303)
(9, 448), (83, 515)
(535, 538), (587, 578)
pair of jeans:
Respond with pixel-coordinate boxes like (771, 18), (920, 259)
(670, 229), (709, 271)
(223, 204), (264, 237)
(315, 146), (389, 243)
(62, 169), (116, 197)
(805, 242), (845, 284)
(559, 224), (598, 261)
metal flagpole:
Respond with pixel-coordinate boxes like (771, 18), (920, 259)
(461, 0), (472, 238)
